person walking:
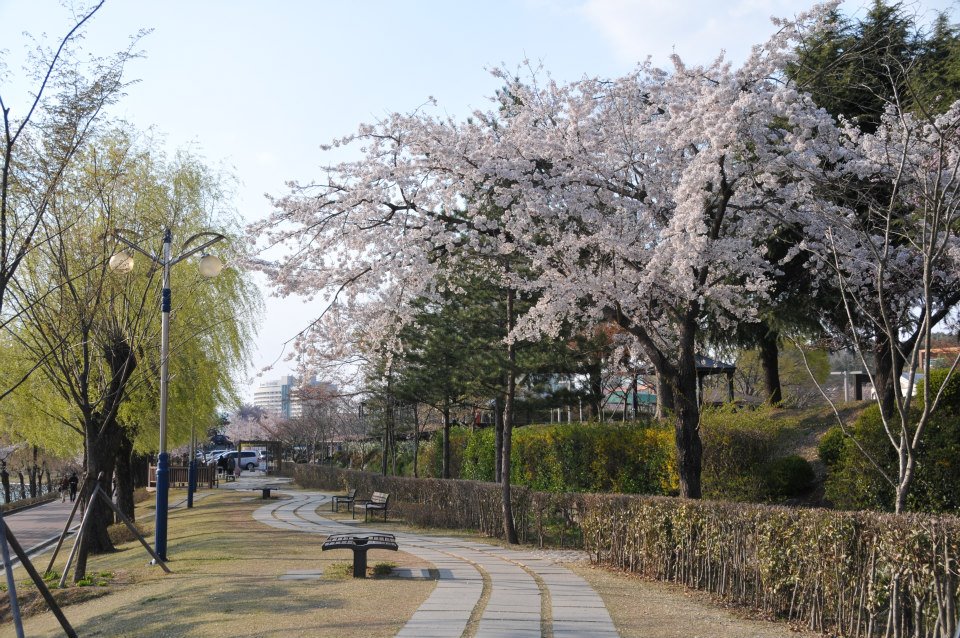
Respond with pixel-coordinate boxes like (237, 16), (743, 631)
(59, 475), (69, 503)
(68, 472), (78, 502)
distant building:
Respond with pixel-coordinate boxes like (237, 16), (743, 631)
(252, 375), (336, 420)
(253, 375), (301, 419)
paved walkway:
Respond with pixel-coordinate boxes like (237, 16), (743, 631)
(2, 498), (77, 555)
(244, 485), (618, 638)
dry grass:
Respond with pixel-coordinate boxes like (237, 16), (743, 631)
(0, 489), (434, 638)
(572, 564), (822, 638)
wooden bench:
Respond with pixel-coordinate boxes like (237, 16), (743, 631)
(321, 533), (397, 578)
(353, 492), (390, 522)
(331, 488), (357, 512)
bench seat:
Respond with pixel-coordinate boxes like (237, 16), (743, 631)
(321, 533), (397, 578)
(352, 491), (389, 522)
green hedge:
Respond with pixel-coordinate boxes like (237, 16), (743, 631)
(443, 410), (814, 502)
(823, 369), (960, 513)
(292, 464), (960, 638)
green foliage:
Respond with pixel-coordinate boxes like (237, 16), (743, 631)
(789, 1), (951, 130)
(817, 426), (845, 467)
(825, 368), (960, 512)
(75, 571), (112, 587)
(461, 427), (496, 481)
(418, 427), (471, 478)
(763, 455), (815, 499)
(701, 405), (815, 502)
(371, 562), (395, 576)
(459, 421), (678, 495)
(2, 131), (258, 458)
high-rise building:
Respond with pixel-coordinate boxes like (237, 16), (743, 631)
(252, 375), (334, 419)
(253, 375), (300, 419)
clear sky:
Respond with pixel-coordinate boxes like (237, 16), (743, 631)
(0, 0), (955, 401)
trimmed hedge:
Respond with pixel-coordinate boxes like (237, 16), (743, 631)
(430, 410), (814, 502)
(291, 463), (960, 638)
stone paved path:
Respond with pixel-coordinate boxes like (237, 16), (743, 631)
(248, 487), (620, 638)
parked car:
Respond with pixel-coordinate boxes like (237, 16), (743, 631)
(217, 450), (261, 471)
(205, 449), (230, 464)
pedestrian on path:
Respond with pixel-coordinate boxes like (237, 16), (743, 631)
(68, 472), (78, 502)
(59, 475), (69, 503)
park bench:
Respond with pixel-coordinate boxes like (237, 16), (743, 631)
(321, 533), (397, 578)
(331, 488), (357, 512)
(353, 491), (390, 522)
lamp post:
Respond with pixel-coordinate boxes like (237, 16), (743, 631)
(110, 227), (225, 561)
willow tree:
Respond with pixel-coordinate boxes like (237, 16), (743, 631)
(6, 131), (258, 577)
(0, 1), (139, 402)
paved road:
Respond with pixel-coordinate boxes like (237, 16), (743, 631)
(247, 486), (619, 638)
(2, 498), (77, 553)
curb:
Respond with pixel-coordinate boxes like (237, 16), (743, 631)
(0, 526), (80, 575)
(1, 493), (59, 515)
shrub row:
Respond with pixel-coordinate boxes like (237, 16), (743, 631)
(290, 463), (960, 638)
(417, 407), (816, 502)
(458, 422), (678, 495)
(584, 497), (960, 638)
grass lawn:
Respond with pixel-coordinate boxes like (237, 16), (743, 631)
(0, 489), (434, 638)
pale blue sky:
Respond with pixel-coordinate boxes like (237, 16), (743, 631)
(0, 0), (955, 399)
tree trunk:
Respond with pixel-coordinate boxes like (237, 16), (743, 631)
(114, 427), (135, 522)
(501, 287), (518, 544)
(0, 466), (9, 504)
(381, 408), (389, 477)
(494, 395), (503, 483)
(412, 404), (420, 478)
(587, 357), (603, 421)
(655, 373), (675, 419)
(674, 315), (703, 499)
(758, 328), (782, 405)
(29, 446), (39, 498)
(873, 332), (905, 419)
(442, 402), (451, 479)
(75, 414), (121, 581)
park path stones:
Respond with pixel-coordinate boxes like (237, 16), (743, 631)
(251, 489), (618, 638)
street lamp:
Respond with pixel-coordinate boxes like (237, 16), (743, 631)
(110, 227), (225, 561)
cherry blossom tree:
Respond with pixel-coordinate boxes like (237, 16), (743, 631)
(482, 9), (841, 498)
(251, 7), (841, 508)
(802, 99), (960, 513)
(249, 105), (536, 537)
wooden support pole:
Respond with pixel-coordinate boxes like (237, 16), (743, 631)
(96, 485), (170, 573)
(4, 520), (77, 638)
(58, 485), (100, 589)
(0, 509), (25, 638)
(45, 479), (87, 575)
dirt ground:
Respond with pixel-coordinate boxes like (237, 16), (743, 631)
(574, 563), (821, 638)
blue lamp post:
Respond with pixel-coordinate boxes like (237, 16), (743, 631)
(110, 228), (224, 560)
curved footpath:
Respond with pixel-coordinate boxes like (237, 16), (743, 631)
(246, 485), (618, 638)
